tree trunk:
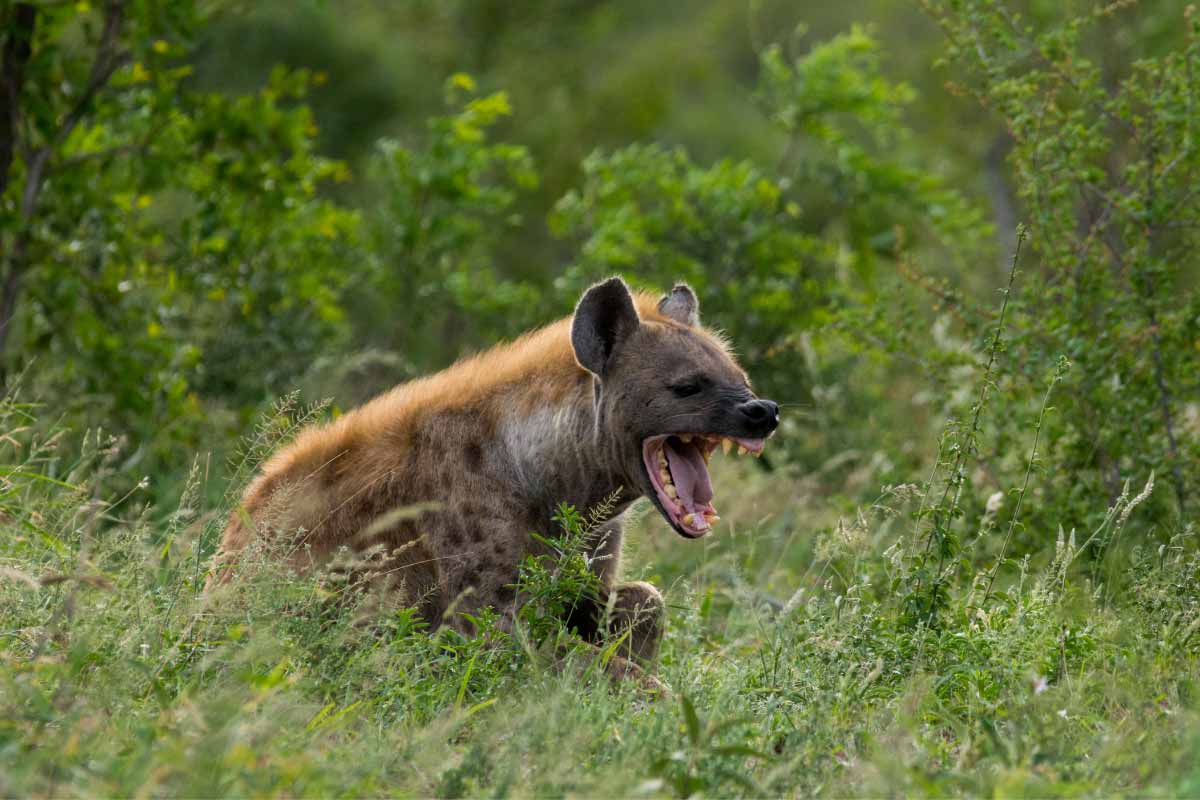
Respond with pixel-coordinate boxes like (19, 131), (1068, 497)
(0, 5), (37, 387)
(0, 4), (36, 198)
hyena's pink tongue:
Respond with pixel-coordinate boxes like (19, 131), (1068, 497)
(664, 438), (713, 508)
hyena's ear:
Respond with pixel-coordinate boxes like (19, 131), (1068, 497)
(658, 283), (700, 326)
(572, 277), (640, 378)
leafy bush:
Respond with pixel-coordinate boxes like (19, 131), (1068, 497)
(917, 0), (1200, 541)
(357, 75), (541, 374)
(1, 2), (358, 484)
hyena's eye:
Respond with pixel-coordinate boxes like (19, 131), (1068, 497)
(669, 378), (706, 398)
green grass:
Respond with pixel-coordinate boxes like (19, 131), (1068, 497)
(1, 405), (1197, 798)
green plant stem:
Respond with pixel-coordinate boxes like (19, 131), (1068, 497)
(982, 357), (1066, 604)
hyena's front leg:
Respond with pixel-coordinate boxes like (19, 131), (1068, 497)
(446, 579), (665, 695)
(569, 579), (665, 664)
(603, 580), (665, 664)
(578, 581), (668, 696)
(572, 514), (665, 663)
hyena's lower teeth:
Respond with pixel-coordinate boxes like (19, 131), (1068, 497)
(682, 513), (695, 526)
(704, 512), (721, 525)
(666, 485), (678, 499)
(659, 467), (672, 484)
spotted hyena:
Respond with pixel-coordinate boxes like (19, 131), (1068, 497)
(209, 278), (779, 684)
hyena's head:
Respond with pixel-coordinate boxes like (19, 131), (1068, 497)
(571, 277), (779, 539)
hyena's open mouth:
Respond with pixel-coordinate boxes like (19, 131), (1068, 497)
(642, 434), (765, 538)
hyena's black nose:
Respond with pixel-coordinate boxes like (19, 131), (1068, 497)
(737, 399), (780, 434)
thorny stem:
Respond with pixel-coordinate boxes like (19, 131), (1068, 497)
(909, 227), (1025, 622)
(922, 225), (1025, 561)
(981, 356), (1068, 604)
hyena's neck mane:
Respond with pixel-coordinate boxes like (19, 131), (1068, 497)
(351, 291), (676, 437)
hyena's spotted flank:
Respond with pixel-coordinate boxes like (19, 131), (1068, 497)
(209, 278), (779, 685)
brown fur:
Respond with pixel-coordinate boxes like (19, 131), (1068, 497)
(209, 281), (775, 679)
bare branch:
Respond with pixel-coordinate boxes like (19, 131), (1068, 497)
(50, 0), (130, 155)
(22, 0), (129, 220)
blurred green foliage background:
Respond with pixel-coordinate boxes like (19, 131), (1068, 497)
(0, 0), (1194, 553)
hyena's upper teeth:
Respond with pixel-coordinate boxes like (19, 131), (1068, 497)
(737, 444), (749, 456)
(680, 433), (693, 443)
(722, 439), (733, 455)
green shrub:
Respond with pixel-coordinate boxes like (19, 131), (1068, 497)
(917, 0), (1200, 542)
(1, 3), (358, 489)
(357, 75), (542, 374)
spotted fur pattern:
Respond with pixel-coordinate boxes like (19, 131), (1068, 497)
(209, 280), (772, 675)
